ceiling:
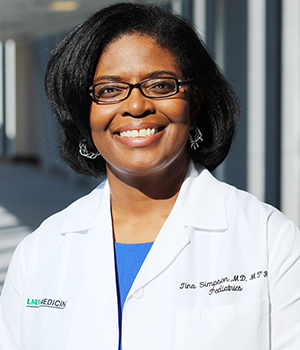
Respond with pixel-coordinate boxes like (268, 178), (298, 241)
(0, 0), (162, 42)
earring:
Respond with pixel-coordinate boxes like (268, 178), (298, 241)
(188, 127), (203, 150)
(79, 140), (101, 159)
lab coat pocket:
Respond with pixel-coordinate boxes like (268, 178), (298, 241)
(175, 300), (269, 350)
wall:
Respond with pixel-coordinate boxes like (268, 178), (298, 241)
(1, 0), (300, 225)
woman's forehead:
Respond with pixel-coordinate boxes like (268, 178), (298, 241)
(94, 33), (184, 81)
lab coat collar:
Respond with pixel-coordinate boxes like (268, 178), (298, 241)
(179, 160), (228, 231)
(58, 159), (228, 235)
(58, 180), (108, 234)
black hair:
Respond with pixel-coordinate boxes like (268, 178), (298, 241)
(45, 2), (239, 177)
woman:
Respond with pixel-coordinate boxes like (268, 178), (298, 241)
(0, 3), (299, 349)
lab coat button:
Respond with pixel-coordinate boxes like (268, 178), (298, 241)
(133, 288), (144, 299)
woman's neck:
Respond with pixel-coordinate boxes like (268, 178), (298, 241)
(107, 158), (189, 243)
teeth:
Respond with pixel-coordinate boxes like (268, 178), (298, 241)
(120, 128), (156, 138)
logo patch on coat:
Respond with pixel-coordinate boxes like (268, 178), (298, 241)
(26, 298), (67, 309)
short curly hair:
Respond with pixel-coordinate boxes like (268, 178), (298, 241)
(45, 2), (239, 177)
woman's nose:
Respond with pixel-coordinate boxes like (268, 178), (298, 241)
(119, 87), (155, 118)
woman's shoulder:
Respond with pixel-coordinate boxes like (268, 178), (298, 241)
(44, 178), (107, 229)
(190, 161), (295, 229)
(3, 179), (108, 294)
(219, 177), (288, 224)
(210, 172), (291, 229)
(19, 179), (108, 246)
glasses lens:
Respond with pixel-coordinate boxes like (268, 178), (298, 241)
(142, 78), (177, 97)
(93, 82), (129, 102)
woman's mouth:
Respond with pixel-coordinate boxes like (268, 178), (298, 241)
(120, 128), (156, 138)
(114, 126), (166, 147)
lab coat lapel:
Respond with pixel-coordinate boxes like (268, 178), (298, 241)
(129, 189), (190, 293)
(181, 163), (228, 230)
(82, 181), (117, 309)
(128, 161), (228, 293)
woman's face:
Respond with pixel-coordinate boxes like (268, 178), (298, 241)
(90, 34), (197, 178)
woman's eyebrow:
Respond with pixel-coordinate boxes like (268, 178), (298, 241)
(144, 70), (178, 79)
(93, 70), (178, 83)
(93, 75), (122, 83)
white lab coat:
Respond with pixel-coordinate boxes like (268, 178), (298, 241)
(1, 161), (300, 350)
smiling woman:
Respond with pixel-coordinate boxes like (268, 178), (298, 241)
(44, 2), (238, 178)
(0, 2), (300, 350)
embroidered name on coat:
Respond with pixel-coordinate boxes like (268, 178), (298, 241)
(179, 270), (268, 296)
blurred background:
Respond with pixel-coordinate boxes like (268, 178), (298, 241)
(0, 0), (299, 291)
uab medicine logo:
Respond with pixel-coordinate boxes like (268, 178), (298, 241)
(27, 298), (67, 309)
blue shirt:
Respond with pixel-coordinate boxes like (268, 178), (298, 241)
(114, 242), (153, 350)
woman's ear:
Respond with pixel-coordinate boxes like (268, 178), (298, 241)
(189, 90), (203, 129)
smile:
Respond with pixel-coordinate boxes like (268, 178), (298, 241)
(120, 128), (156, 138)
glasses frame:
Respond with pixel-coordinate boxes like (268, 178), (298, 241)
(89, 77), (193, 103)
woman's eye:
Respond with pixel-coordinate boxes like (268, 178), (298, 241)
(157, 83), (169, 89)
(96, 85), (126, 99)
(148, 81), (174, 94)
(103, 87), (116, 94)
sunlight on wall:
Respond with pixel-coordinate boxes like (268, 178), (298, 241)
(4, 39), (16, 155)
(0, 41), (3, 155)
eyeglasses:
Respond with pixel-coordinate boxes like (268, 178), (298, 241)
(89, 77), (192, 103)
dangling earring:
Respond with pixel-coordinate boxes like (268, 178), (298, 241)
(188, 127), (203, 150)
(79, 140), (101, 159)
